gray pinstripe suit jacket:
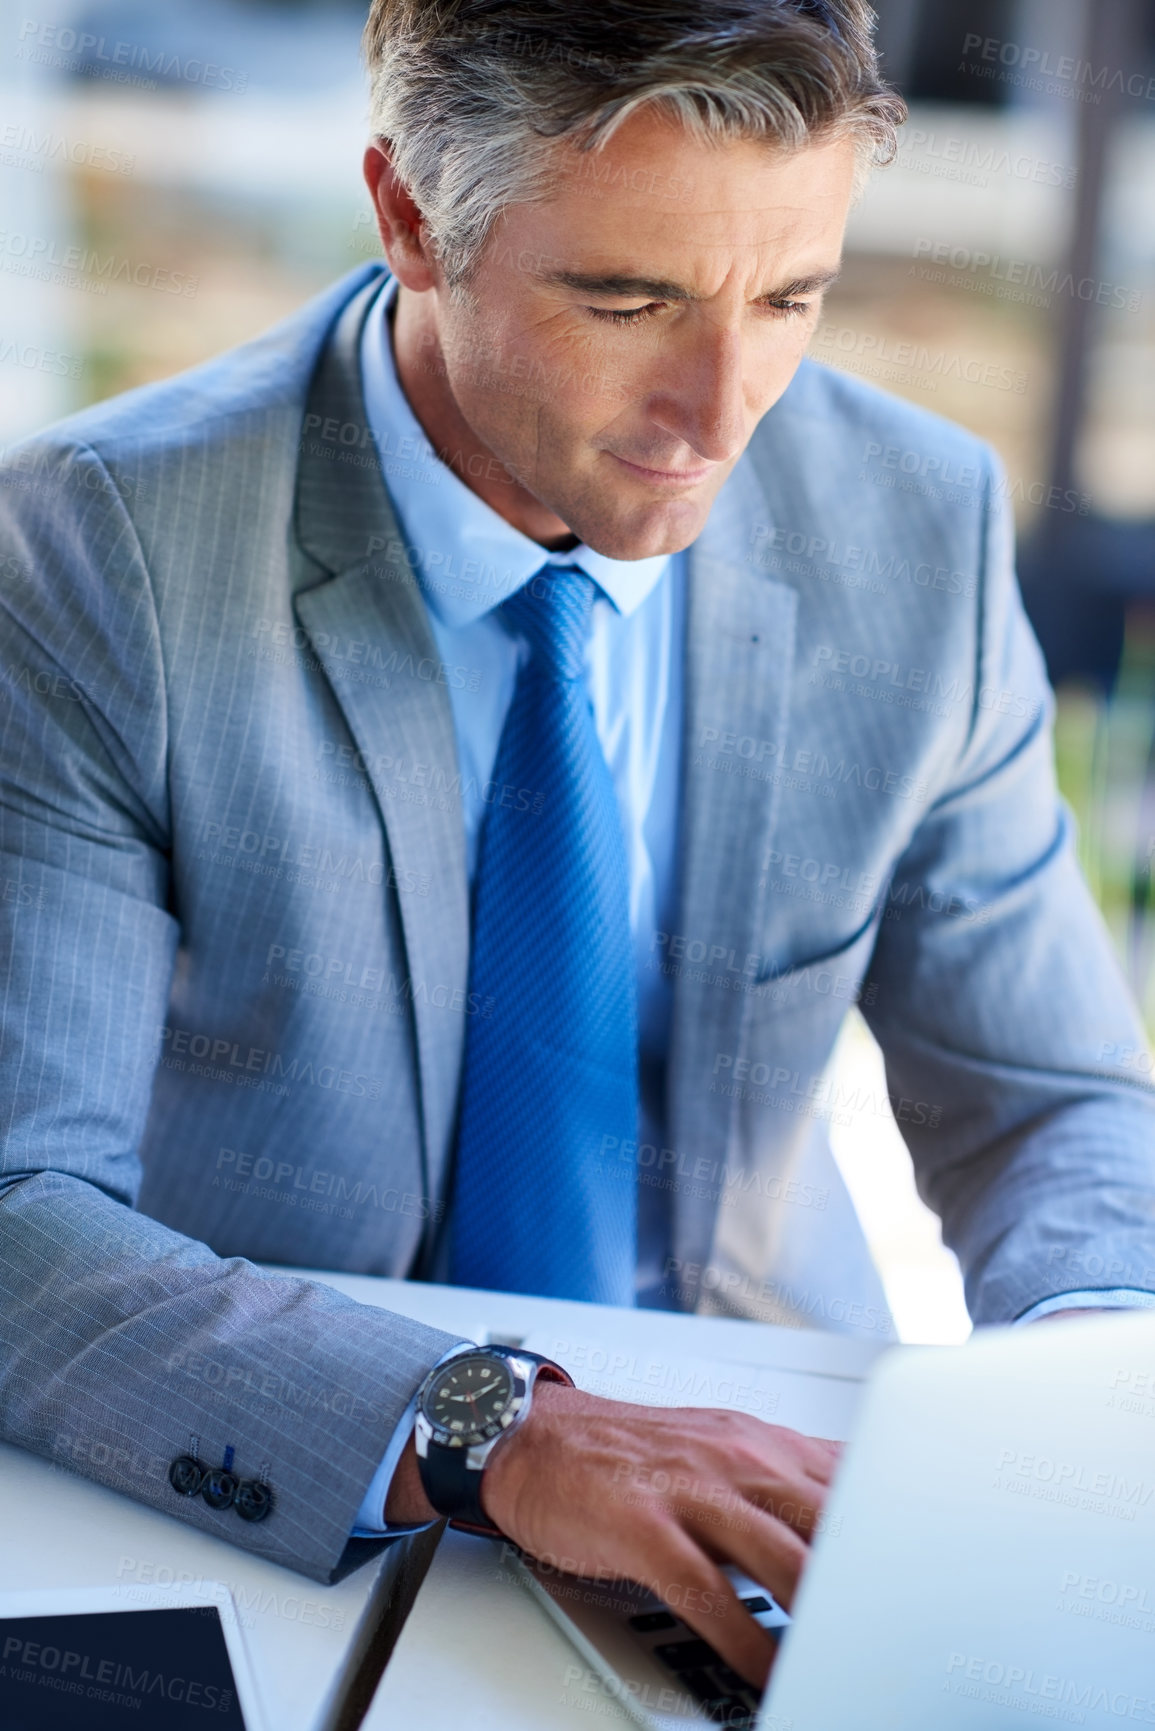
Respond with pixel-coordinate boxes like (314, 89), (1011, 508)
(1, 264), (1152, 1580)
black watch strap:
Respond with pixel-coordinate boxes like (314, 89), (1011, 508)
(418, 1350), (573, 1537)
(419, 1433), (494, 1533)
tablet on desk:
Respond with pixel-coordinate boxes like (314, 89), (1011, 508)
(0, 1583), (267, 1731)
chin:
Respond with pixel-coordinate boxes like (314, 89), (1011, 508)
(574, 497), (708, 563)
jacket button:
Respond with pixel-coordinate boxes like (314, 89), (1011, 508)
(169, 1455), (204, 1497)
(235, 1479), (274, 1523)
(201, 1468), (239, 1511)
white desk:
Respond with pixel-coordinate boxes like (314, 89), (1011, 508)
(296, 1270), (887, 1385)
(0, 1270), (890, 1731)
(324, 1275), (889, 1731)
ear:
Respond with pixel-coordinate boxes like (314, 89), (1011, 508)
(363, 140), (439, 291)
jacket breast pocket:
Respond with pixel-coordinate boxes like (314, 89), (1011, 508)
(730, 910), (884, 1095)
(752, 908), (883, 1009)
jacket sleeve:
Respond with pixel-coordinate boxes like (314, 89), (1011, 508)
(0, 436), (460, 1582)
(862, 451), (1155, 1325)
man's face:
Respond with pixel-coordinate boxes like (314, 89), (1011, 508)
(404, 110), (858, 559)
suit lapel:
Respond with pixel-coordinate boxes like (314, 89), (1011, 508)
(293, 273), (469, 1211)
(668, 456), (798, 1281)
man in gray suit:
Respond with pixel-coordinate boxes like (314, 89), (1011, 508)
(2, 0), (1153, 1688)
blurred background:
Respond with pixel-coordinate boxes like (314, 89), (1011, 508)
(1, 0), (1152, 1344)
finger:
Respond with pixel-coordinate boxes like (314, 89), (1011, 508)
(798, 1435), (844, 1487)
(732, 1469), (829, 1540)
(689, 1496), (811, 1612)
(783, 1430), (844, 1483)
(721, 1422), (841, 1508)
(721, 1436), (837, 1534)
(645, 1524), (780, 1691)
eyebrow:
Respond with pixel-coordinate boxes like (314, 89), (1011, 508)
(539, 267), (842, 301)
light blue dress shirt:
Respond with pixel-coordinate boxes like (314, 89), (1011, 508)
(361, 277), (686, 1305)
(352, 276), (684, 1530)
(350, 274), (1143, 1532)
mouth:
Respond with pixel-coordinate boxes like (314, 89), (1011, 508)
(607, 452), (715, 487)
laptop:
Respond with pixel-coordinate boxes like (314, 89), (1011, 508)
(511, 1311), (1155, 1730)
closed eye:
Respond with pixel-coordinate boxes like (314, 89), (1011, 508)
(762, 299), (812, 318)
(586, 298), (815, 327)
(586, 303), (663, 326)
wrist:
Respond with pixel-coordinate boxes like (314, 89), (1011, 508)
(384, 1429), (439, 1526)
(479, 1379), (583, 1528)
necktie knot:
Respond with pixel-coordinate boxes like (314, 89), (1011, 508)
(502, 567), (596, 683)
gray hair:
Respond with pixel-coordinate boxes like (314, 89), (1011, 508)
(364, 0), (906, 287)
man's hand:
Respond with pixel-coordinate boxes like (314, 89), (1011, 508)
(479, 1382), (841, 1689)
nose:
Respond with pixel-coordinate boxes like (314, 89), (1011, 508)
(649, 320), (748, 465)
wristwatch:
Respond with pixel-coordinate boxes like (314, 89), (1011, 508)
(414, 1346), (574, 1537)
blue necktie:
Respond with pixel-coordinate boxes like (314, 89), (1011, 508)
(449, 567), (638, 1303)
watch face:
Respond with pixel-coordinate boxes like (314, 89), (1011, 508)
(424, 1353), (517, 1446)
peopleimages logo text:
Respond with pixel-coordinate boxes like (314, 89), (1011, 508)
(16, 20), (248, 91)
(961, 32), (1155, 102)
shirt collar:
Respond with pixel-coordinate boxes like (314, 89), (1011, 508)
(359, 276), (670, 630)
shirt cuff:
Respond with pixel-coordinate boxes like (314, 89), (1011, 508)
(351, 1341), (473, 1536)
(1014, 1289), (1155, 1325)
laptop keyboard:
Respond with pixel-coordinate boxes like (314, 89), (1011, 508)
(627, 1593), (784, 1728)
